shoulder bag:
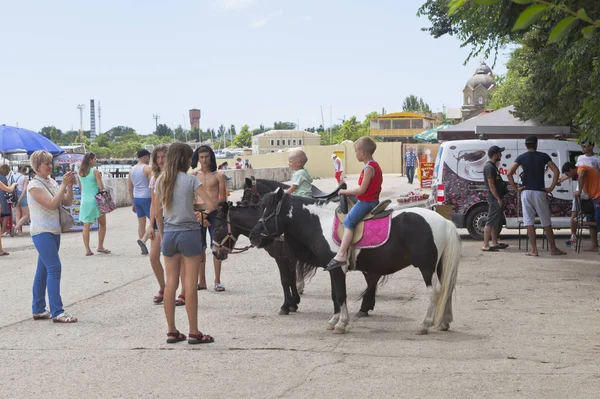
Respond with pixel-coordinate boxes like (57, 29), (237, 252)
(36, 178), (75, 233)
(95, 190), (116, 214)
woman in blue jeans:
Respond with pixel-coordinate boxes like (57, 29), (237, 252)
(27, 150), (78, 323)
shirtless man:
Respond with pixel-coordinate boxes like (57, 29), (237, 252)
(191, 146), (227, 292)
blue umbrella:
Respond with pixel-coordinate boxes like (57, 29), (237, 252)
(0, 124), (64, 155)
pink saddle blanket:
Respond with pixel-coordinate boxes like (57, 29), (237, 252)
(332, 214), (392, 249)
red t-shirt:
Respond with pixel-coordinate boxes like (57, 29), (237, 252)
(357, 160), (382, 201)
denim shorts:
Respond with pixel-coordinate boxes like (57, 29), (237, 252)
(161, 229), (204, 257)
(344, 200), (379, 231)
(133, 197), (152, 218)
(17, 190), (28, 207)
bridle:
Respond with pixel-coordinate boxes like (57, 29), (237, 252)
(256, 196), (285, 239)
(211, 211), (254, 254)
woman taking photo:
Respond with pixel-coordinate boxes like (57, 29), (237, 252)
(78, 152), (110, 256)
(12, 166), (30, 236)
(27, 150), (77, 323)
(156, 143), (216, 344)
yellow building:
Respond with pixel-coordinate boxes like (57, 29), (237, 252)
(370, 112), (438, 139)
(252, 129), (321, 154)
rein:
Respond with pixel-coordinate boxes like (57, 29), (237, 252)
(257, 197), (284, 239)
(211, 211), (254, 254)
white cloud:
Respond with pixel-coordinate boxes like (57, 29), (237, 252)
(217, 0), (254, 11)
(249, 9), (283, 29)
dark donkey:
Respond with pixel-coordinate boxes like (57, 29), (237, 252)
(249, 189), (461, 334)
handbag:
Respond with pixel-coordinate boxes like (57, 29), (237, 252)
(36, 178), (75, 233)
(95, 190), (116, 214)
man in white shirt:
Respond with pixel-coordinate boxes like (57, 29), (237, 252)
(332, 154), (344, 183)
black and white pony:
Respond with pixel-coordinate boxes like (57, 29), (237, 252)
(249, 188), (461, 334)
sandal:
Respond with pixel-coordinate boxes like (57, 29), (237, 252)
(188, 332), (214, 345)
(0, 251), (9, 256)
(197, 284), (207, 291)
(166, 331), (186, 344)
(52, 313), (78, 323)
(214, 283), (225, 292)
(153, 289), (164, 304)
(137, 240), (149, 255)
(32, 311), (52, 320)
(175, 294), (185, 306)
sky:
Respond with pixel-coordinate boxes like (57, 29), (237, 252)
(0, 0), (512, 135)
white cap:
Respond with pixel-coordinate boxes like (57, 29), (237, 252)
(331, 154), (337, 159)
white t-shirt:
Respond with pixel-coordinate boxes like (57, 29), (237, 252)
(576, 154), (600, 170)
(333, 158), (343, 172)
(27, 178), (62, 236)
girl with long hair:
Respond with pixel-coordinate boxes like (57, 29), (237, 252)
(156, 143), (217, 344)
(144, 144), (186, 305)
(78, 152), (110, 256)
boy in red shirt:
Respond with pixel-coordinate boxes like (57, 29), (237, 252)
(325, 137), (383, 271)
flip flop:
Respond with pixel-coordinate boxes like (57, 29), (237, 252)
(526, 253), (539, 257)
(85, 252), (94, 256)
(197, 284), (207, 291)
(481, 248), (498, 252)
(137, 240), (149, 255)
(551, 251), (567, 256)
(490, 243), (509, 250)
(214, 284), (225, 292)
(97, 249), (111, 254)
(0, 251), (9, 256)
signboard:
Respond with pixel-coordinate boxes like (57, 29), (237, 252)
(419, 162), (435, 188)
(53, 154), (98, 232)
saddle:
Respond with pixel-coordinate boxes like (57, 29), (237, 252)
(332, 198), (393, 249)
(311, 182), (347, 201)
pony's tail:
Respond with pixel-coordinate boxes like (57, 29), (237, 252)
(433, 219), (461, 327)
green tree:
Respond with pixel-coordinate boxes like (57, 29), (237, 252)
(173, 125), (187, 141)
(232, 124), (252, 148)
(105, 126), (136, 140)
(402, 95), (432, 113)
(89, 143), (112, 159)
(155, 124), (173, 138)
(189, 127), (200, 142)
(338, 117), (361, 142)
(112, 142), (142, 158)
(39, 126), (63, 143)
(228, 124), (236, 137)
(273, 121), (296, 130)
(252, 124), (268, 135)
(94, 133), (111, 148)
(419, 0), (600, 139)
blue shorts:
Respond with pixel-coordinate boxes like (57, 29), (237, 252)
(161, 230), (204, 257)
(344, 200), (379, 231)
(200, 212), (216, 251)
(133, 197), (152, 219)
(17, 190), (28, 207)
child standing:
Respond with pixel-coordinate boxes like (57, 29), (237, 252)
(286, 150), (313, 197)
(325, 137), (383, 271)
(156, 143), (217, 344)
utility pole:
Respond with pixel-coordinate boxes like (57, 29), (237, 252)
(77, 104), (85, 141)
(153, 114), (160, 132)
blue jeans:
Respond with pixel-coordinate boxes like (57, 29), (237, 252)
(406, 166), (415, 183)
(344, 200), (379, 231)
(31, 233), (64, 317)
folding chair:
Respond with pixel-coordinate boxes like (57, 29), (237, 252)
(574, 197), (596, 254)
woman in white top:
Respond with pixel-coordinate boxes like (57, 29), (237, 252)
(27, 151), (78, 323)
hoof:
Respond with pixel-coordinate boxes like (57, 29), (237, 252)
(415, 328), (429, 335)
(439, 323), (450, 331)
(297, 289), (304, 295)
(355, 310), (369, 318)
(326, 323), (335, 330)
(278, 309), (290, 316)
(333, 327), (346, 334)
(289, 307), (298, 313)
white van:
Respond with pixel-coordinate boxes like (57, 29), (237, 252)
(432, 139), (596, 240)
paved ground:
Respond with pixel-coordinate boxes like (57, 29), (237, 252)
(1, 175), (599, 399)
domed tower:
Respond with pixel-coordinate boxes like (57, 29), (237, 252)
(461, 62), (495, 120)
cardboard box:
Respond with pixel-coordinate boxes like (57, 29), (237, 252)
(436, 205), (452, 220)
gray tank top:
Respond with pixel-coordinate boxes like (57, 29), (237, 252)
(131, 164), (151, 198)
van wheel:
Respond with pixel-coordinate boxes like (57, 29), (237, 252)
(466, 204), (502, 241)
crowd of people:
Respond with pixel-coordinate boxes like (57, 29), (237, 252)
(481, 136), (600, 256)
